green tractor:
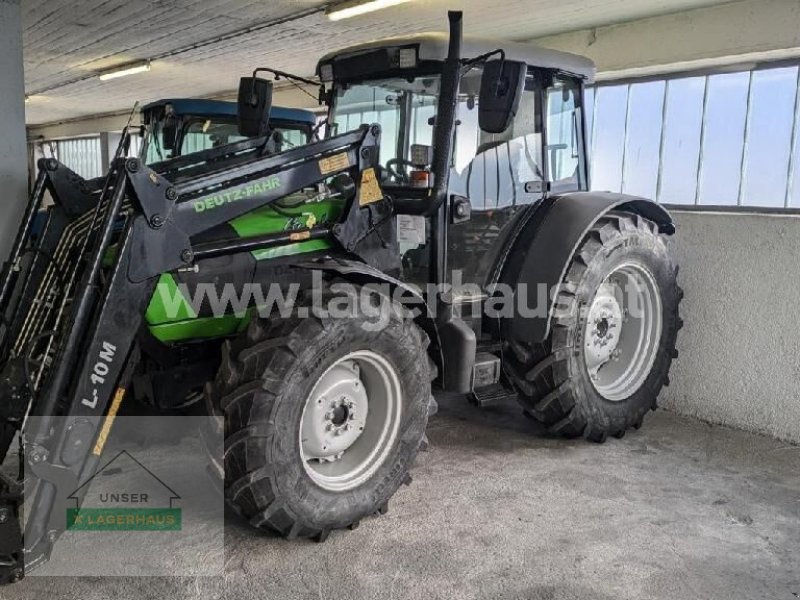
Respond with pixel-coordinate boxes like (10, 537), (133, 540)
(0, 11), (681, 580)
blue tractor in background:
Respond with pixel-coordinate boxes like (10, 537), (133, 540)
(139, 98), (318, 163)
(29, 99), (319, 241)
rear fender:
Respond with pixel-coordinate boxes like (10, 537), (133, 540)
(497, 191), (674, 343)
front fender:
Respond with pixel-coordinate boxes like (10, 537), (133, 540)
(295, 257), (444, 379)
(498, 191), (674, 344)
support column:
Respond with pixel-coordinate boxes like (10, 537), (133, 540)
(101, 132), (124, 170)
(0, 0), (27, 262)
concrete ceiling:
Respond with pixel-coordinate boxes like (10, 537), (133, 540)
(22, 0), (735, 126)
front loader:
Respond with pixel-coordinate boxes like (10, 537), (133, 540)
(0, 11), (681, 582)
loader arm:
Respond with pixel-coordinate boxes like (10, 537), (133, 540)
(0, 122), (387, 581)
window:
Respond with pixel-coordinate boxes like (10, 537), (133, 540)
(591, 85), (628, 193)
(331, 78), (434, 179)
(697, 73), (749, 205)
(182, 120), (247, 154)
(584, 87), (596, 152)
(546, 77), (581, 190)
(451, 73), (545, 209)
(741, 67), (798, 207)
(658, 77), (705, 205)
(54, 137), (103, 180)
(276, 126), (309, 149)
(623, 81), (665, 200)
(587, 62), (800, 209)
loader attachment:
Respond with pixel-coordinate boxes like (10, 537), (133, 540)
(0, 118), (386, 581)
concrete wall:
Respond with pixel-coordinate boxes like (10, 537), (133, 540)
(532, 0), (800, 80)
(663, 211), (800, 443)
(0, 0), (28, 262)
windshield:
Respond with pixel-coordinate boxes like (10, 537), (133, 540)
(330, 76), (440, 184)
(327, 68), (581, 198)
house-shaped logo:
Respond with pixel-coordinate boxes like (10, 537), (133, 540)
(66, 450), (182, 531)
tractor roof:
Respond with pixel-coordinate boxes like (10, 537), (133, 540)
(318, 32), (596, 81)
(141, 98), (317, 124)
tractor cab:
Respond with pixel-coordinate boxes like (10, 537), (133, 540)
(140, 98), (317, 164)
(317, 33), (596, 285)
(320, 34), (594, 191)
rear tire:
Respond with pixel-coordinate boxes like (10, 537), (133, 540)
(206, 286), (432, 539)
(506, 212), (683, 442)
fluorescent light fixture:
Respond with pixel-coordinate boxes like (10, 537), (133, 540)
(98, 61), (151, 81)
(326, 0), (413, 21)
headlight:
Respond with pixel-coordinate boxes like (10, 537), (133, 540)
(319, 64), (334, 83)
(398, 47), (417, 69)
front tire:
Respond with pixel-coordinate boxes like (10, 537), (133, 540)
(506, 212), (683, 442)
(207, 287), (432, 539)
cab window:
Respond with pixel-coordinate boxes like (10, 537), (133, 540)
(450, 68), (544, 210)
(181, 119), (246, 154)
(546, 77), (583, 192)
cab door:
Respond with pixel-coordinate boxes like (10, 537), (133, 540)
(446, 68), (546, 289)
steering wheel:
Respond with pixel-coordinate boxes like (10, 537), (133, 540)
(385, 158), (415, 184)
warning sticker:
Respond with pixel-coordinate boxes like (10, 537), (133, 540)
(397, 214), (426, 246)
(359, 168), (383, 206)
(319, 152), (351, 175)
(92, 387), (126, 456)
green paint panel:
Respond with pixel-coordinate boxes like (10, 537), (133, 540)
(145, 199), (343, 341)
(148, 313), (250, 343)
(251, 239), (331, 260)
(229, 199), (341, 238)
(145, 274), (197, 325)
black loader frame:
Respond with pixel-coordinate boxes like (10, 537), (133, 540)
(0, 121), (391, 581)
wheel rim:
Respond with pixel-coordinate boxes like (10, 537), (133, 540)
(583, 262), (663, 402)
(299, 350), (402, 492)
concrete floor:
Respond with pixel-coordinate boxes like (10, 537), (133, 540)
(5, 394), (800, 600)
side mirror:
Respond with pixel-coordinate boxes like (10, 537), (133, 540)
(478, 60), (526, 134)
(238, 76), (273, 138)
(161, 116), (178, 151)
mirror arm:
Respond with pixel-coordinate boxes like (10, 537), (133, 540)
(251, 67), (320, 91)
(461, 49), (505, 74)
(251, 67), (326, 107)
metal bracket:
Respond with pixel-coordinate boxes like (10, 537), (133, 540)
(331, 124), (395, 255)
(43, 159), (102, 220)
(27, 458), (79, 536)
(126, 158), (180, 228)
(0, 472), (23, 585)
(126, 160), (192, 283)
(450, 195), (471, 224)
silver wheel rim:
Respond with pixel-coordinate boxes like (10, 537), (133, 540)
(583, 262), (663, 402)
(299, 350), (402, 492)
